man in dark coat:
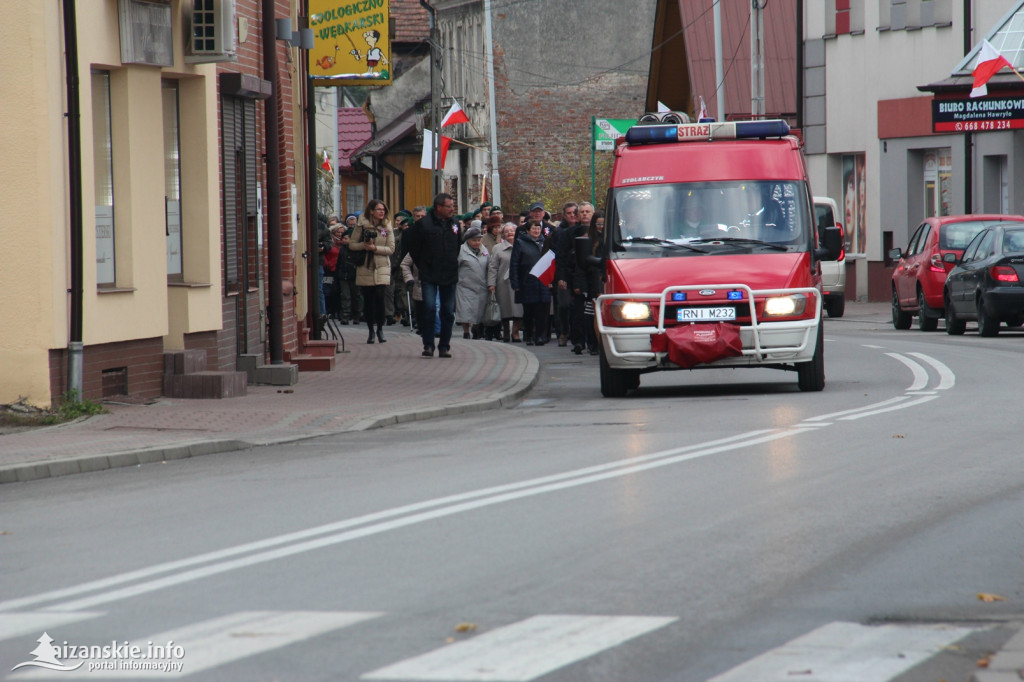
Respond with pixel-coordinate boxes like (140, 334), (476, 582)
(405, 193), (460, 358)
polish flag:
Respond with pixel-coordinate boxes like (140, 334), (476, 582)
(970, 39), (1012, 98)
(420, 129), (452, 170)
(440, 101), (470, 127)
(529, 250), (556, 286)
(321, 150), (332, 173)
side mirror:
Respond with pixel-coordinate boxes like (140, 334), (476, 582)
(888, 247), (903, 261)
(814, 226), (843, 261)
(943, 252), (958, 265)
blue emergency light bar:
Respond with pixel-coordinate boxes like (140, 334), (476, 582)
(625, 119), (791, 145)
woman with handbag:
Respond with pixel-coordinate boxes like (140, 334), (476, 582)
(349, 199), (396, 344)
(455, 226), (490, 339)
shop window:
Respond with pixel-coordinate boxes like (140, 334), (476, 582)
(922, 148), (952, 217)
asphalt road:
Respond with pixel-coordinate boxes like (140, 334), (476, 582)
(2, 316), (1023, 681)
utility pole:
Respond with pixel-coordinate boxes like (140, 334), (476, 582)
(751, 0), (766, 118)
(421, 1), (441, 195)
(262, 0), (284, 364)
(484, 0), (500, 206)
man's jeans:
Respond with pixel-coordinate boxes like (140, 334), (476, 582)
(419, 281), (456, 351)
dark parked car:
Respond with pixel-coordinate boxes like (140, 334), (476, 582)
(943, 222), (1024, 336)
(889, 214), (1024, 331)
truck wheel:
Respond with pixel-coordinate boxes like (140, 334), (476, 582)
(797, 324), (825, 392)
(826, 296), (845, 318)
(892, 289), (912, 330)
(599, 345), (629, 397)
(917, 290), (938, 331)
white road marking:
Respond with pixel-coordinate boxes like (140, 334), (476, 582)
(12, 611), (380, 678)
(908, 352), (956, 390)
(362, 615), (676, 681)
(804, 396), (910, 422)
(884, 353), (930, 391)
(0, 611), (103, 642)
(839, 394), (940, 420)
(707, 621), (979, 682)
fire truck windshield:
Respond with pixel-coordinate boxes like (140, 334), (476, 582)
(608, 180), (812, 257)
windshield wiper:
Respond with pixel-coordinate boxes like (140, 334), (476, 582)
(690, 237), (789, 251)
(620, 236), (708, 253)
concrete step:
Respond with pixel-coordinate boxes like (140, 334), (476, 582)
(287, 354), (335, 372)
(163, 349), (208, 376)
(163, 371), (247, 399)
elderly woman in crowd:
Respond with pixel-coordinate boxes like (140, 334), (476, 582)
(455, 226), (490, 339)
(509, 219), (552, 346)
(349, 198), (396, 344)
(487, 222), (523, 342)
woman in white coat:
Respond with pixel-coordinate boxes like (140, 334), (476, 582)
(455, 226), (490, 339)
(487, 223), (523, 342)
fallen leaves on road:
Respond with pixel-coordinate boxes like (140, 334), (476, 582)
(977, 655), (990, 668)
(893, 434), (905, 438)
(454, 622), (477, 633)
(977, 593), (1006, 602)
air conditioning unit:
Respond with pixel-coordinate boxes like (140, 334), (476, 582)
(185, 0), (237, 64)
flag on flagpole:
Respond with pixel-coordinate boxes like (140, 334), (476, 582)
(529, 249), (556, 286)
(420, 129), (452, 170)
(440, 101), (470, 127)
(321, 150), (332, 173)
(697, 96), (708, 121)
(970, 39), (1012, 97)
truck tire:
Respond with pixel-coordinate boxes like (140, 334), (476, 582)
(797, 324), (825, 392)
(599, 345), (629, 397)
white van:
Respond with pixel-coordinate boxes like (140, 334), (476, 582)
(814, 197), (847, 317)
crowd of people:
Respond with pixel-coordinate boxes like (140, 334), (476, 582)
(318, 194), (606, 358)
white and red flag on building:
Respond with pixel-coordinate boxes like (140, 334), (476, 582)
(321, 150), (332, 173)
(970, 39), (1012, 97)
(529, 249), (556, 286)
(697, 95), (708, 121)
(420, 129), (452, 170)
(440, 101), (470, 127)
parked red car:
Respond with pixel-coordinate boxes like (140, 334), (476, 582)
(889, 214), (1024, 330)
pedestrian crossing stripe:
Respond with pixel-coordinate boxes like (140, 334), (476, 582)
(10, 611), (381, 678)
(706, 621), (980, 682)
(361, 615), (677, 681)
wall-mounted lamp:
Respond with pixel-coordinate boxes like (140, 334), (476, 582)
(275, 18), (314, 50)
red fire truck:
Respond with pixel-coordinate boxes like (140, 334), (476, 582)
(585, 117), (843, 397)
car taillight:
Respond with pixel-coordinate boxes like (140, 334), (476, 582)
(929, 254), (945, 273)
(990, 266), (1019, 283)
(836, 222), (846, 261)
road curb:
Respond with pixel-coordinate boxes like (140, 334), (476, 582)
(0, 349), (540, 485)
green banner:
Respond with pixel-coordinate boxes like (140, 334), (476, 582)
(593, 118), (636, 150)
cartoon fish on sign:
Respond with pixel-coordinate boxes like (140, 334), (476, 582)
(315, 44), (341, 72)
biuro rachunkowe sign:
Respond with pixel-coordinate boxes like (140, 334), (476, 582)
(932, 96), (1024, 132)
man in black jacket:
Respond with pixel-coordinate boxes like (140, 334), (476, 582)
(405, 193), (460, 358)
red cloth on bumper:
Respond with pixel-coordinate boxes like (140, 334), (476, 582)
(651, 324), (743, 368)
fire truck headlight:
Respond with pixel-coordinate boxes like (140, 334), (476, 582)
(611, 301), (654, 322)
(763, 295), (807, 317)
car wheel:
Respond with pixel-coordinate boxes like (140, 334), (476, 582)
(945, 294), (965, 335)
(599, 344), (629, 397)
(797, 324), (825, 392)
(891, 289), (912, 330)
(977, 298), (1000, 337)
(917, 289), (938, 331)
(826, 296), (845, 318)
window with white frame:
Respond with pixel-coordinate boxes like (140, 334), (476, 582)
(163, 80), (183, 279)
(92, 70), (116, 286)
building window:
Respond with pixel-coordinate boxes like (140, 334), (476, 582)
(163, 80), (183, 280)
(922, 148), (952, 217)
(345, 184), (364, 217)
(92, 70), (116, 286)
(829, 0), (863, 34)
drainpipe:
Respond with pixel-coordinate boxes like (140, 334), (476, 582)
(63, 0), (84, 401)
(263, 0), (284, 364)
(963, 0), (973, 213)
(420, 0), (441, 195)
(795, 0), (803, 130)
